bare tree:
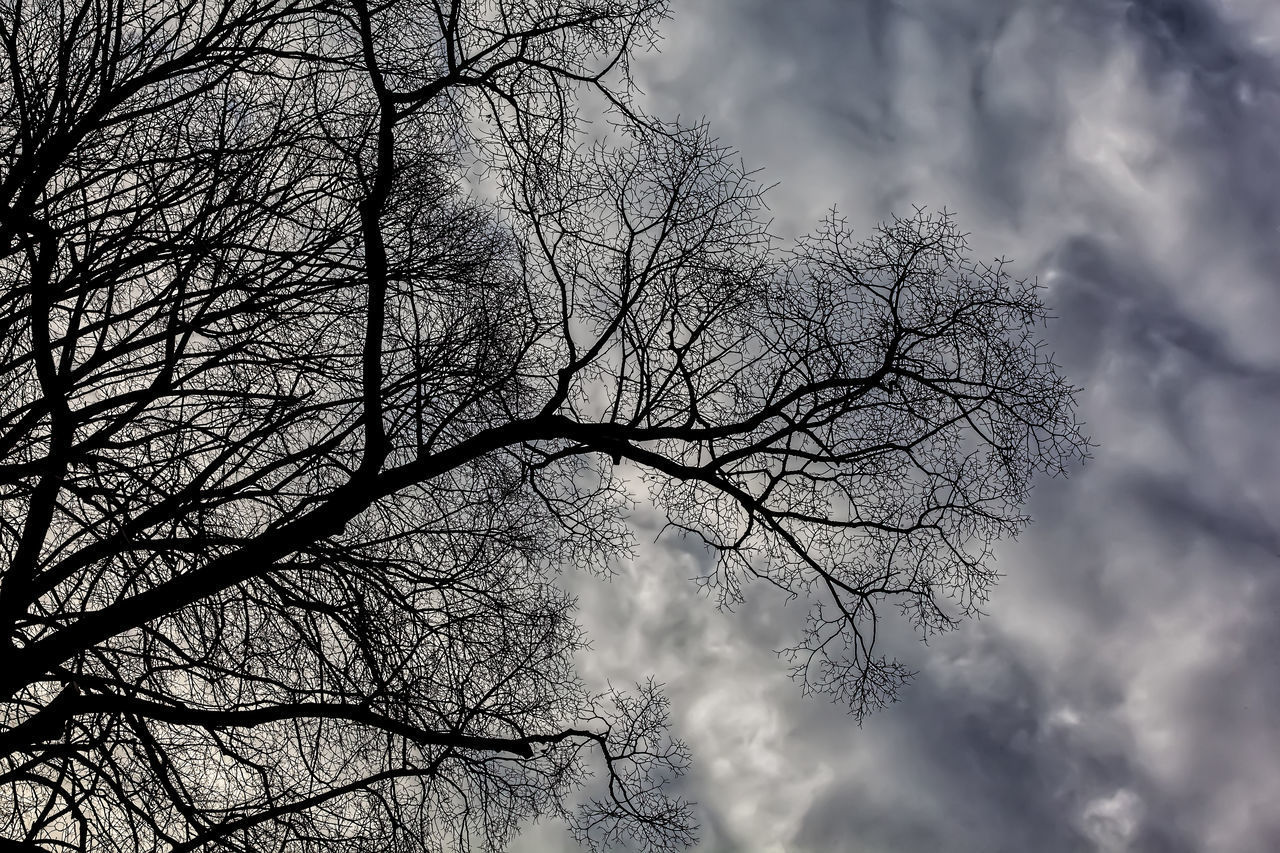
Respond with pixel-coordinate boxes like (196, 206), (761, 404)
(0, 1), (1086, 851)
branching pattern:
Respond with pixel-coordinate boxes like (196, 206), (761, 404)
(0, 1), (1086, 850)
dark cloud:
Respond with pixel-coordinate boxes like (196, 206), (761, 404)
(516, 0), (1280, 850)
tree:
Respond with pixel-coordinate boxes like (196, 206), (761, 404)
(0, 1), (1086, 851)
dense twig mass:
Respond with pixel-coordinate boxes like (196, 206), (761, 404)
(0, 1), (1086, 850)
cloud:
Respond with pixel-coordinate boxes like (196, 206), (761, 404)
(520, 1), (1280, 850)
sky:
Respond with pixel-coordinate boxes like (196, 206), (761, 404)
(515, 1), (1280, 851)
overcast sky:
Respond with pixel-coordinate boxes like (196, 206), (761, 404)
(515, 1), (1280, 851)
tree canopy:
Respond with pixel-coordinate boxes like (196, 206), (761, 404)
(0, 1), (1086, 850)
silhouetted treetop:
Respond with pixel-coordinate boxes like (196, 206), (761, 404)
(0, 1), (1085, 851)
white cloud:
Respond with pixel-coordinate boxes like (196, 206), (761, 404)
(1080, 788), (1144, 852)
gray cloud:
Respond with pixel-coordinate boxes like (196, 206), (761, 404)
(514, 1), (1280, 850)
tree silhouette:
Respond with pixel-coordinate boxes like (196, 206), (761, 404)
(0, 1), (1086, 851)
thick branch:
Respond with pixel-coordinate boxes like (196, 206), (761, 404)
(0, 692), (555, 759)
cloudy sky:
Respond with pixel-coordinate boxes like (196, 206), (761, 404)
(515, 1), (1280, 851)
